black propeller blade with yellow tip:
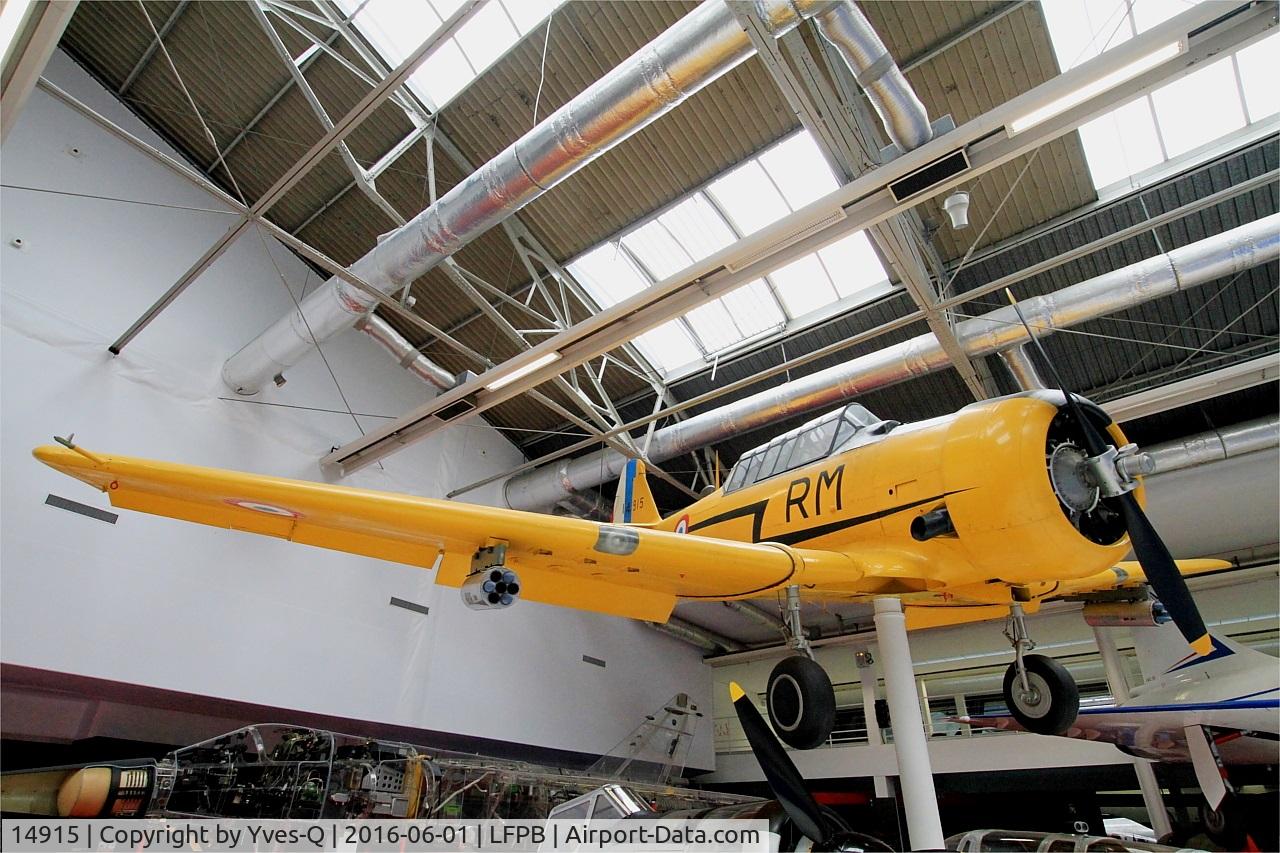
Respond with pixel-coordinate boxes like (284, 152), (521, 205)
(729, 682), (909, 851)
(1004, 289), (1212, 656)
(730, 681), (832, 844)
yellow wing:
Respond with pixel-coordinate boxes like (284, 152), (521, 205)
(902, 559), (1232, 631)
(34, 445), (863, 622)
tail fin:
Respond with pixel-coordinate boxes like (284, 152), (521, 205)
(613, 459), (661, 525)
(1133, 619), (1267, 681)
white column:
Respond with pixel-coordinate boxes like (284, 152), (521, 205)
(1093, 626), (1173, 839)
(857, 649), (891, 798)
(874, 597), (945, 850)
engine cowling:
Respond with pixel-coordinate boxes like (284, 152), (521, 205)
(938, 393), (1139, 583)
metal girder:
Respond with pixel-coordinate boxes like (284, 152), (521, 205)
(250, 0), (405, 226)
(42, 74), (699, 497)
(737, 4), (995, 400)
(440, 168), (1280, 497)
(899, 1), (1031, 74)
(118, 0), (188, 95)
(1, 0), (79, 145)
(294, 4), (668, 398)
(108, 0), (484, 353)
(320, 1), (1273, 475)
(208, 28), (342, 175)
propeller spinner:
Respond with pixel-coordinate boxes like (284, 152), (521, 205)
(1004, 290), (1212, 656)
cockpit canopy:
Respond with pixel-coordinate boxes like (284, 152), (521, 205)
(723, 402), (886, 494)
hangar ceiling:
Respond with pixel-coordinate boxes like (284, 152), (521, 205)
(51, 0), (1278, 645)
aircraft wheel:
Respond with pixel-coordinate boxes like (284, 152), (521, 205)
(1001, 654), (1079, 735)
(1200, 797), (1246, 849)
(766, 655), (835, 750)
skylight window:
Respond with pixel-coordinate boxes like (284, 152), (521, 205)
(567, 129), (894, 375)
(337, 0), (561, 109)
(1041, 0), (1277, 191)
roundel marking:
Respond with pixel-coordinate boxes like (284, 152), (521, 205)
(674, 515), (690, 535)
(224, 499), (302, 518)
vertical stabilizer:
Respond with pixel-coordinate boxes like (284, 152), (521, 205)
(613, 459), (661, 525)
(1132, 619), (1263, 682)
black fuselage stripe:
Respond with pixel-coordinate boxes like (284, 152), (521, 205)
(771, 492), (962, 545)
(686, 491), (967, 546)
(688, 500), (768, 541)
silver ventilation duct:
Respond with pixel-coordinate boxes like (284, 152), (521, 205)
(221, 0), (932, 395)
(505, 213), (1279, 511)
(645, 616), (746, 653)
(1146, 415), (1280, 474)
(355, 314), (456, 390)
(810, 3), (932, 151)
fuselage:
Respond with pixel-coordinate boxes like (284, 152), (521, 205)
(659, 392), (1138, 605)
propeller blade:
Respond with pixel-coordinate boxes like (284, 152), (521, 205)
(728, 682), (830, 845)
(1003, 290), (1108, 456)
(1118, 494), (1213, 655)
(1003, 289), (1211, 657)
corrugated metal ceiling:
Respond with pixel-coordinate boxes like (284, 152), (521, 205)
(57, 0), (1099, 443)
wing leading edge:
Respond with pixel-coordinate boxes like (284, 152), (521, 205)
(33, 445), (867, 622)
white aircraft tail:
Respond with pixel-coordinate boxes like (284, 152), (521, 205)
(1132, 619), (1269, 682)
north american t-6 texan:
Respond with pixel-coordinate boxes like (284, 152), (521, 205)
(35, 309), (1232, 751)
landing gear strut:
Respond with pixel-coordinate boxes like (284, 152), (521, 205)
(1000, 603), (1079, 735)
(765, 586), (836, 750)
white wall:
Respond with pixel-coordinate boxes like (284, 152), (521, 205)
(0, 52), (714, 770)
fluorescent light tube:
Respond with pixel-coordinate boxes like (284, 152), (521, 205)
(1008, 40), (1183, 135)
(485, 351), (562, 391)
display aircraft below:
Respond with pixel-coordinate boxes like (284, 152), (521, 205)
(964, 625), (1280, 804)
(35, 387), (1232, 749)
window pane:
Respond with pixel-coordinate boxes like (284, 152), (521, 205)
(659, 194), (735, 261)
(570, 244), (648, 306)
(429, 0), (467, 17)
(503, 0), (561, 35)
(758, 132), (839, 209)
(622, 220), (693, 280)
(818, 231), (889, 298)
(634, 320), (700, 371)
(350, 1), (442, 65)
(790, 422), (836, 468)
(772, 255), (837, 317)
(1131, 0), (1207, 34)
(759, 444), (783, 480)
(1077, 97), (1164, 188)
(685, 300), (741, 352)
(1236, 34), (1280, 121)
(720, 280), (785, 338)
(1151, 57), (1245, 158)
(455, 0), (519, 76)
(776, 436), (800, 472)
(707, 160), (789, 235)
(1040, 0), (1132, 71)
(413, 37), (473, 106)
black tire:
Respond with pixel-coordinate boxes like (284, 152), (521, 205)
(1200, 797), (1247, 849)
(1001, 653), (1079, 735)
(766, 655), (836, 750)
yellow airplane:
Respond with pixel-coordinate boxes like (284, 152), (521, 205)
(34, 386), (1227, 749)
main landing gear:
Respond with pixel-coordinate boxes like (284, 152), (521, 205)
(1001, 603), (1079, 735)
(765, 586), (836, 750)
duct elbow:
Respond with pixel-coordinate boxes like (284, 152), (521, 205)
(811, 2), (933, 153)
